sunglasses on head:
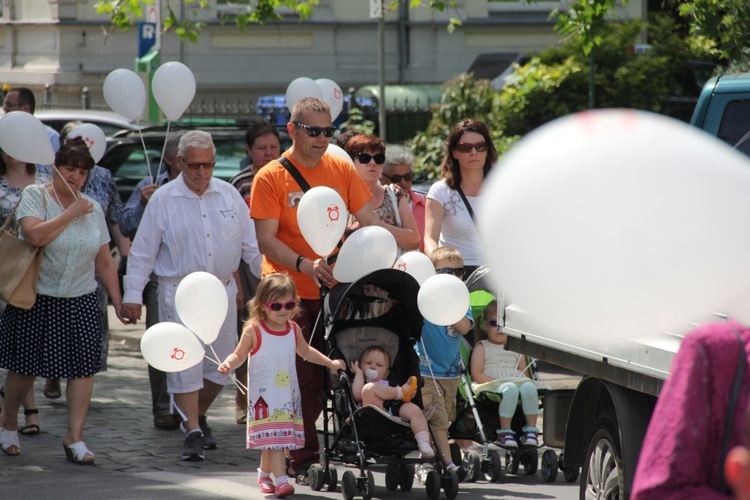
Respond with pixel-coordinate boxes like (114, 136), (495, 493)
(455, 141), (488, 153)
(264, 300), (297, 312)
(436, 267), (466, 278)
(293, 122), (337, 138)
(356, 152), (386, 165)
(382, 171), (414, 183)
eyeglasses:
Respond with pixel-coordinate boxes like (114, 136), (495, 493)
(436, 267), (466, 278)
(487, 319), (500, 328)
(293, 122), (337, 138)
(264, 300), (297, 312)
(382, 171), (414, 183)
(179, 156), (216, 170)
(455, 142), (488, 153)
(2, 101), (21, 110)
(356, 152), (386, 165)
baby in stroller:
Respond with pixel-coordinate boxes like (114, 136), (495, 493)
(351, 345), (434, 458)
(470, 299), (541, 448)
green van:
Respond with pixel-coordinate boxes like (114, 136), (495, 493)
(690, 72), (750, 158)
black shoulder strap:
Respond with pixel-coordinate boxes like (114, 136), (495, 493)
(718, 327), (746, 494)
(277, 155), (343, 265)
(456, 186), (476, 224)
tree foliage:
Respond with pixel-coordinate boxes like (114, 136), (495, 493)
(678, 0), (750, 67)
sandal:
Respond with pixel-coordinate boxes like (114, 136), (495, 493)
(19, 408), (40, 436)
(63, 441), (95, 465)
(44, 379), (62, 400)
(0, 426), (21, 456)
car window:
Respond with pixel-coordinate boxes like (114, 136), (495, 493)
(717, 100), (750, 158)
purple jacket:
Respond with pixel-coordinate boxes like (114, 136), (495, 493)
(632, 321), (750, 499)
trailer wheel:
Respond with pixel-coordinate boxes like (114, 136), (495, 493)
(581, 412), (625, 500)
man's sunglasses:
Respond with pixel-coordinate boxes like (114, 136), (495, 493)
(264, 300), (297, 311)
(294, 122), (337, 138)
(455, 141), (488, 153)
(356, 152), (386, 165)
(179, 156), (216, 170)
(382, 171), (415, 183)
(436, 267), (466, 278)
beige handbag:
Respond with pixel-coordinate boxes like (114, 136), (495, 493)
(0, 187), (45, 309)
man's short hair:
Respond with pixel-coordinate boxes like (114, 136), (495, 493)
(385, 144), (415, 169)
(245, 120), (280, 148)
(290, 97), (331, 124)
(429, 247), (463, 266)
(12, 87), (36, 113)
(178, 130), (215, 157)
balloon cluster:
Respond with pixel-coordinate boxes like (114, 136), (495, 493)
(140, 272), (228, 372)
(286, 77), (344, 122)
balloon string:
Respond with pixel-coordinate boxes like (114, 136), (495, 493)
(154, 121), (172, 182)
(51, 166), (80, 200)
(136, 121), (153, 184)
(203, 344), (248, 394)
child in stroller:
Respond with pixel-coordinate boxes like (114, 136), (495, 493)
(351, 345), (434, 458)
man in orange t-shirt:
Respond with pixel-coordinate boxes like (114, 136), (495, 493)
(250, 97), (386, 480)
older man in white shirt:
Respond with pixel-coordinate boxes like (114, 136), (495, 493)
(122, 130), (262, 461)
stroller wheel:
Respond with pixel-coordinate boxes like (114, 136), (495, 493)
(522, 448), (539, 475)
(385, 464), (400, 492)
(326, 464), (338, 492)
(449, 442), (462, 465)
(399, 464), (415, 491)
(442, 469), (459, 500)
(563, 465), (580, 483)
(308, 463), (325, 491)
(424, 469), (441, 500)
(484, 449), (504, 483)
(506, 450), (520, 475)
(462, 449), (481, 483)
(362, 470), (375, 500)
(341, 470), (357, 500)
(541, 449), (559, 482)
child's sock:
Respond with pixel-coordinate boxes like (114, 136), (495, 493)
(416, 431), (434, 457)
(258, 469), (271, 479)
(395, 386), (404, 400)
(275, 475), (289, 487)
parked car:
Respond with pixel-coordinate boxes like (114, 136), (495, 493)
(36, 109), (149, 137)
(99, 126), (291, 202)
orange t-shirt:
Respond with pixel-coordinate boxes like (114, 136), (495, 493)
(250, 151), (372, 299)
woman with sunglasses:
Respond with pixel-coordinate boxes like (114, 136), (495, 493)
(424, 119), (498, 277)
(382, 145), (426, 252)
(343, 134), (420, 255)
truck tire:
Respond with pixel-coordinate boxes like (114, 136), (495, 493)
(580, 412), (625, 500)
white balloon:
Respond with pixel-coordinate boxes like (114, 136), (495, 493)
(334, 226), (397, 283)
(140, 322), (205, 373)
(286, 77), (323, 112)
(393, 251), (435, 286)
(418, 274), (470, 326)
(478, 109), (750, 354)
(152, 62), (196, 122)
(68, 123), (107, 163)
(0, 112), (55, 165)
(103, 69), (146, 121)
(315, 78), (344, 122)
(297, 186), (348, 257)
(175, 272), (229, 344)
(326, 144), (354, 166)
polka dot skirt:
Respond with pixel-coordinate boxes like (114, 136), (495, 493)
(0, 292), (102, 378)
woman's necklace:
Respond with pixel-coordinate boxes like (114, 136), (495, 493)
(50, 182), (66, 209)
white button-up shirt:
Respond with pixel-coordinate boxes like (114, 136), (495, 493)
(123, 173), (262, 304)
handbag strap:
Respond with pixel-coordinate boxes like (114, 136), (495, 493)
(277, 155), (343, 265)
(456, 186), (476, 224)
(718, 327), (746, 494)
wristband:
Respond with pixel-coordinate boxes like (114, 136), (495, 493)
(295, 255), (306, 272)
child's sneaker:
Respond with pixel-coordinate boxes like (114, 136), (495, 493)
(495, 432), (518, 449)
(257, 475), (275, 494)
(400, 376), (418, 402)
(275, 482), (294, 498)
(522, 426), (540, 447)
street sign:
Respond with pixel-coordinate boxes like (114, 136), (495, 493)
(138, 22), (157, 58)
(369, 0), (383, 19)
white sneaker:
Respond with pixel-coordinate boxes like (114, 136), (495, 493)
(415, 463), (433, 485)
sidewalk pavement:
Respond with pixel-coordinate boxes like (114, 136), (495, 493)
(0, 307), (582, 499)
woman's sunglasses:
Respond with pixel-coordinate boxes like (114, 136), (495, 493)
(264, 300), (297, 311)
(356, 152), (386, 165)
(455, 141), (488, 153)
(382, 171), (415, 183)
(435, 267), (466, 278)
(293, 122), (337, 138)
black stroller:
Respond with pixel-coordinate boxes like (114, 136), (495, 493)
(307, 269), (460, 500)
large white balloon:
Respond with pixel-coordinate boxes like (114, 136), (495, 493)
(0, 112), (55, 165)
(103, 69), (146, 121)
(418, 274), (470, 326)
(393, 251), (435, 286)
(286, 77), (323, 112)
(326, 144), (354, 166)
(68, 123), (107, 163)
(315, 78), (344, 122)
(334, 226), (397, 283)
(478, 109), (750, 353)
(297, 186), (348, 258)
(175, 272), (229, 344)
(140, 322), (205, 373)
(152, 62), (196, 122)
